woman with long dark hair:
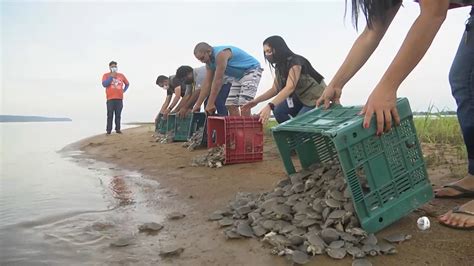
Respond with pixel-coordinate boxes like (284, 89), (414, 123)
(242, 36), (326, 124)
(316, 0), (473, 229)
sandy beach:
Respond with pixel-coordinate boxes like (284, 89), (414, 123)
(71, 125), (473, 265)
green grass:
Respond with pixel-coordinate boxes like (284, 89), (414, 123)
(414, 115), (463, 146)
(264, 120), (278, 136)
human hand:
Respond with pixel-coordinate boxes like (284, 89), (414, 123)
(316, 84), (343, 109)
(360, 84), (400, 135)
(192, 105), (201, 113)
(205, 103), (216, 115)
(258, 105), (272, 124)
(241, 100), (258, 113)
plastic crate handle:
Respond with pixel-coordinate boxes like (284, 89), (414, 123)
(211, 129), (217, 144)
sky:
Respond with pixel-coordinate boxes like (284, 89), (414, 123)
(1, 0), (472, 123)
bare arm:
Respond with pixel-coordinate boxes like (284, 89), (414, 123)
(160, 95), (172, 113)
(257, 66), (301, 124)
(167, 86), (182, 111)
(174, 93), (191, 112)
(363, 0), (449, 134)
(253, 79), (279, 104)
(193, 66), (214, 111)
(317, 2), (401, 108)
(269, 65), (301, 106)
(206, 49), (231, 110)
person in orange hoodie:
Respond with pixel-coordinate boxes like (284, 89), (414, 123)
(101, 61), (129, 135)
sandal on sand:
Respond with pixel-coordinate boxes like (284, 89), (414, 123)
(434, 184), (474, 199)
(439, 206), (474, 230)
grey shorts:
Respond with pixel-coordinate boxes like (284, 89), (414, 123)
(225, 68), (263, 106)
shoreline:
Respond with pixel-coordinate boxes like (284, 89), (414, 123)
(70, 125), (473, 265)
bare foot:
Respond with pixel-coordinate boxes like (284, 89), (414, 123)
(438, 200), (474, 229)
(434, 174), (474, 197)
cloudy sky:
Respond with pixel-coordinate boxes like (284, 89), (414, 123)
(1, 0), (471, 122)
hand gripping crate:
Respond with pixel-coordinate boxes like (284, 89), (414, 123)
(174, 112), (207, 142)
(207, 116), (264, 164)
(271, 98), (433, 233)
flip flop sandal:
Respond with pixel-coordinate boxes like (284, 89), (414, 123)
(434, 184), (474, 199)
(439, 206), (474, 230)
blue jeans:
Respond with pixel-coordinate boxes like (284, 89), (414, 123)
(204, 83), (231, 116)
(106, 99), (123, 133)
(273, 95), (314, 124)
(449, 14), (474, 175)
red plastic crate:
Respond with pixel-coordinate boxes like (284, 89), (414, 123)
(207, 116), (264, 164)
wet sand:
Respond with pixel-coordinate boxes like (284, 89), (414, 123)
(73, 125), (473, 265)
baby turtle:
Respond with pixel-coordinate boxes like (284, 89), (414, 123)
(208, 212), (224, 221)
(138, 222), (163, 233)
(292, 250), (310, 265)
(252, 225), (268, 237)
(325, 198), (343, 209)
(329, 240), (345, 249)
(262, 232), (291, 250)
(159, 245), (184, 257)
(326, 247), (347, 259)
(281, 224), (297, 234)
(347, 246), (365, 259)
(361, 234), (378, 245)
(292, 183), (305, 194)
(321, 228), (340, 244)
(304, 179), (316, 192)
(328, 210), (347, 220)
(276, 178), (291, 188)
(224, 229), (242, 240)
(236, 222), (254, 238)
(299, 218), (318, 228)
(289, 235), (305, 246)
(110, 236), (135, 247)
(236, 205), (252, 216)
(167, 212), (186, 220)
(362, 244), (381, 256)
(261, 220), (275, 231)
(329, 190), (346, 202)
(383, 233), (412, 244)
(340, 232), (358, 243)
(379, 242), (397, 254)
(352, 258), (373, 266)
(346, 227), (367, 237)
(218, 217), (234, 227)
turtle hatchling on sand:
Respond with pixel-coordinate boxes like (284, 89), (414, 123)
(352, 258), (373, 266)
(159, 245), (184, 257)
(292, 250), (310, 265)
(138, 222), (163, 233)
(326, 247), (347, 259)
(167, 212), (186, 220)
(347, 246), (366, 259)
(110, 235), (135, 247)
(224, 229), (242, 239)
(236, 222), (254, 238)
(321, 228), (340, 244)
(362, 243), (381, 256)
(208, 211), (224, 221)
(383, 233), (412, 244)
(218, 217), (234, 227)
(379, 242), (398, 254)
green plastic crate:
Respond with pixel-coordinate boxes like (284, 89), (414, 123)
(174, 112), (207, 142)
(158, 115), (167, 134)
(189, 112), (207, 145)
(166, 114), (176, 137)
(155, 113), (165, 133)
(272, 98), (433, 233)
